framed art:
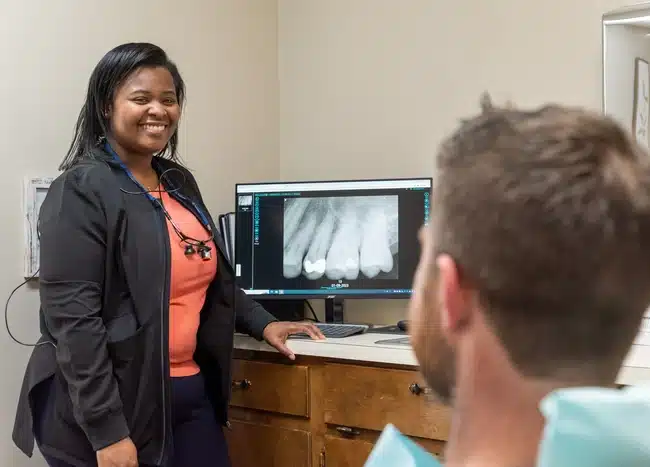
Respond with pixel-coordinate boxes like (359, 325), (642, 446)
(633, 57), (650, 148)
(23, 176), (54, 278)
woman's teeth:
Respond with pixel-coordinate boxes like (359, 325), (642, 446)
(142, 124), (166, 131)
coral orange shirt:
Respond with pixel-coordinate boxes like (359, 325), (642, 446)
(156, 190), (217, 378)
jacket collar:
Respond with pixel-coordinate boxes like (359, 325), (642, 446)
(88, 143), (176, 173)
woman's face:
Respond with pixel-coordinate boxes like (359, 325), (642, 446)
(108, 66), (181, 158)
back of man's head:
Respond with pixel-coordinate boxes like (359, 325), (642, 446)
(410, 94), (650, 394)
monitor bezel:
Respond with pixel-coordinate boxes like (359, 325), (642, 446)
(233, 176), (433, 300)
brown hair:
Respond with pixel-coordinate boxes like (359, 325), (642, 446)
(433, 93), (650, 382)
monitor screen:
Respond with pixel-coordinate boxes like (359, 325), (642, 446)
(234, 177), (432, 299)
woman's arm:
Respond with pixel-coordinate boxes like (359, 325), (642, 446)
(39, 166), (129, 451)
(233, 288), (277, 340)
(233, 288), (325, 358)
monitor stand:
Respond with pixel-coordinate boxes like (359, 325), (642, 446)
(324, 297), (345, 324)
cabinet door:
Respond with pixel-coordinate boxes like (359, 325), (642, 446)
(226, 420), (311, 467)
(324, 434), (374, 467)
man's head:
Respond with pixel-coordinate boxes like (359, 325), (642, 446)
(409, 95), (650, 403)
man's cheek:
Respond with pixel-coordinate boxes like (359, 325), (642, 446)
(408, 272), (424, 323)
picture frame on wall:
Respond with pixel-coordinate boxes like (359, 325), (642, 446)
(23, 176), (54, 278)
(633, 57), (650, 148)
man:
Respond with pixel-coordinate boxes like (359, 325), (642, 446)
(371, 96), (650, 467)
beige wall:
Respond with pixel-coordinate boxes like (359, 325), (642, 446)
(278, 0), (625, 324)
(0, 1), (278, 464)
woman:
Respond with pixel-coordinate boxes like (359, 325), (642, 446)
(13, 42), (324, 467)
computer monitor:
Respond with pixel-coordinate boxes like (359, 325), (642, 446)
(234, 177), (432, 322)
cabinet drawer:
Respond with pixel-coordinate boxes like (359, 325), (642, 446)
(230, 359), (309, 417)
(226, 420), (311, 467)
(323, 364), (450, 440)
(324, 434), (374, 467)
(324, 432), (444, 467)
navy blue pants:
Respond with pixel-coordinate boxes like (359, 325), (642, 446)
(41, 373), (231, 467)
(166, 373), (231, 467)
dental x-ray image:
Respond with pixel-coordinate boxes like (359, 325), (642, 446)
(282, 196), (399, 281)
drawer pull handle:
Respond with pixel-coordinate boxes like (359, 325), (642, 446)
(409, 382), (431, 396)
(336, 426), (360, 437)
(232, 379), (252, 390)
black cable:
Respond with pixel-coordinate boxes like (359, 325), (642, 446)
(4, 273), (45, 347)
(305, 300), (319, 322)
(158, 186), (214, 247)
(121, 166), (215, 253)
(5, 217), (52, 348)
(119, 166), (186, 196)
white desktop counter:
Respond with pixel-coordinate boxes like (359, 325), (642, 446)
(233, 331), (650, 387)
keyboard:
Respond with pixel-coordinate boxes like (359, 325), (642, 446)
(290, 323), (369, 339)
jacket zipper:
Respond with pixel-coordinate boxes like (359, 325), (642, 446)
(155, 207), (172, 466)
(226, 271), (236, 424)
(109, 156), (172, 464)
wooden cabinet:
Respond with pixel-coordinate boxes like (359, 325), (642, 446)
(226, 420), (311, 467)
(323, 363), (450, 441)
(323, 435), (374, 467)
(226, 351), (449, 467)
(230, 359), (310, 417)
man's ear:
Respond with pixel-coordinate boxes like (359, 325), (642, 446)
(436, 254), (471, 338)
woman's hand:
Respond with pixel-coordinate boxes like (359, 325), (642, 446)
(96, 437), (138, 467)
(262, 321), (326, 360)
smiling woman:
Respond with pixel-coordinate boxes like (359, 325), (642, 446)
(109, 66), (180, 158)
(59, 43), (185, 175)
(12, 42), (324, 467)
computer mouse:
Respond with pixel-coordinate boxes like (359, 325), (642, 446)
(397, 320), (408, 332)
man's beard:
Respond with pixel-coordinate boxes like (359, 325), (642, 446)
(411, 287), (457, 405)
(417, 335), (457, 405)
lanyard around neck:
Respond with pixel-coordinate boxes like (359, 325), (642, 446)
(103, 142), (212, 231)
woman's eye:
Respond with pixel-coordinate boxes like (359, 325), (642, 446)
(133, 97), (148, 104)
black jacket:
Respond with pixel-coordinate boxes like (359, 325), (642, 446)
(12, 147), (277, 466)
